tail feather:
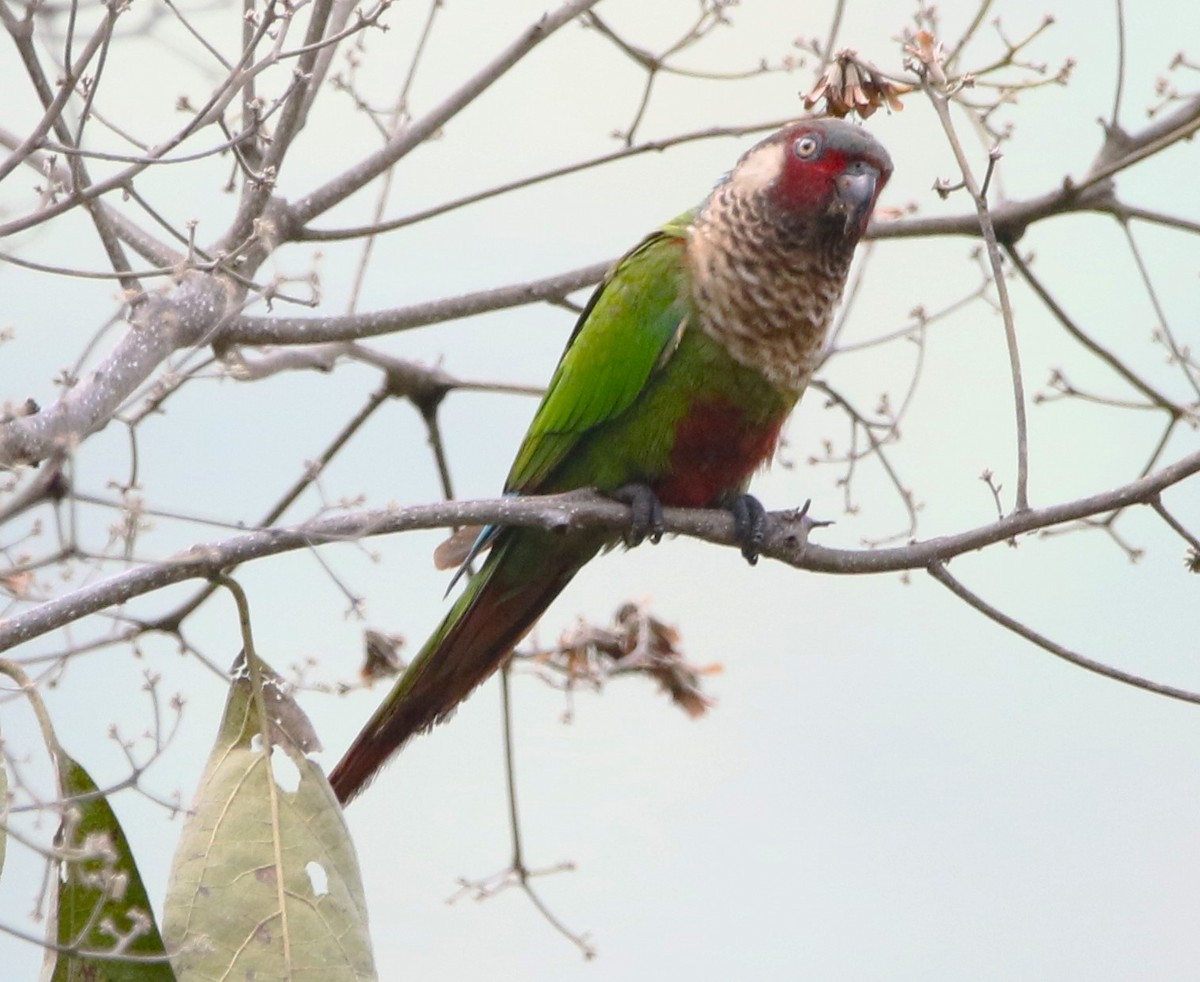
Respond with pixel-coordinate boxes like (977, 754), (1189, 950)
(330, 531), (592, 804)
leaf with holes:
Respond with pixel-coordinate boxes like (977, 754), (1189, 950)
(163, 658), (375, 981)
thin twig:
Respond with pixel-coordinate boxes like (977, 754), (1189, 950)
(1003, 244), (1184, 417)
(928, 561), (1200, 705)
(288, 0), (604, 227)
(921, 76), (1030, 511)
(496, 664), (595, 958)
(1109, 0), (1127, 125)
(1149, 495), (1200, 556)
(297, 120), (789, 241)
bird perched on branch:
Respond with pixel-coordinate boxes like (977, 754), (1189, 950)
(331, 116), (892, 804)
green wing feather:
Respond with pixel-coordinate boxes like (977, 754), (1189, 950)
(504, 212), (694, 494)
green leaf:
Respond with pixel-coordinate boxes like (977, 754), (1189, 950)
(52, 753), (175, 981)
(164, 658), (376, 981)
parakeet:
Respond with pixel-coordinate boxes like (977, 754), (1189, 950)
(330, 117), (891, 803)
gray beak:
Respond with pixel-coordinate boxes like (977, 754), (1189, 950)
(834, 162), (881, 233)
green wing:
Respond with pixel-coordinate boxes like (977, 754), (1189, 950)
(504, 212), (694, 494)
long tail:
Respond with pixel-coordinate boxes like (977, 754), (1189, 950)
(329, 530), (595, 804)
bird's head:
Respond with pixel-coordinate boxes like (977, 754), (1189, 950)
(727, 117), (892, 241)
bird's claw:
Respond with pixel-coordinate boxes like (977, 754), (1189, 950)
(613, 483), (665, 547)
(728, 493), (768, 565)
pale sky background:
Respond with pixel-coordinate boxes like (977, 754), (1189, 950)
(2, 0), (1199, 979)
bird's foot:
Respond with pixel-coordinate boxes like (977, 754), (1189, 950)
(727, 493), (768, 566)
(612, 483), (665, 547)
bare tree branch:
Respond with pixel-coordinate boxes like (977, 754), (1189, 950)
(4, 446), (1197, 654)
(0, 273), (233, 466)
(286, 0), (605, 228)
(221, 262), (610, 346)
(928, 560), (1198, 705)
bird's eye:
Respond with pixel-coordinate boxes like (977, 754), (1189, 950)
(793, 134), (821, 159)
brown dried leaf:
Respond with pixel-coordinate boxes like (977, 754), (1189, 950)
(360, 629), (406, 683)
(1, 571), (34, 599)
(433, 525), (487, 571)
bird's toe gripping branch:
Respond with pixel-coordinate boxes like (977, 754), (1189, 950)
(728, 493), (768, 566)
(612, 483), (666, 547)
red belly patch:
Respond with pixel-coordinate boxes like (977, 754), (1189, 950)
(652, 401), (785, 508)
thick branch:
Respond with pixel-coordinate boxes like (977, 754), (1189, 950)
(873, 177), (1116, 243)
(221, 262), (609, 345)
(2, 447), (1197, 652)
(0, 273), (233, 466)
(223, 174), (1147, 350)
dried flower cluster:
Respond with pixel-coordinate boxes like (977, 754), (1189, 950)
(804, 49), (911, 118)
(526, 603), (721, 718)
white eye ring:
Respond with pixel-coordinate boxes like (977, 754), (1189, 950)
(793, 134), (821, 159)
